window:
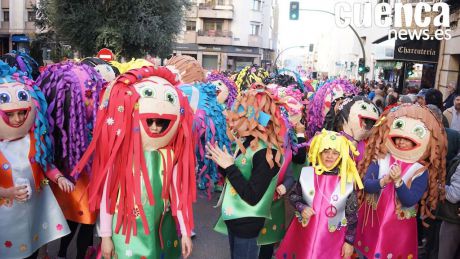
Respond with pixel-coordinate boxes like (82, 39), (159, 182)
(186, 21), (196, 31)
(203, 19), (223, 32)
(250, 23), (260, 35)
(252, 0), (262, 11)
(27, 11), (36, 22)
(3, 10), (9, 22)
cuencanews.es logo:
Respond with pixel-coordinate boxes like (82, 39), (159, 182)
(334, 1), (451, 41)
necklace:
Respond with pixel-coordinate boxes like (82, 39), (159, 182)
(314, 172), (339, 218)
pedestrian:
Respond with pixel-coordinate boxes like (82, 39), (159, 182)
(416, 88), (429, 106)
(423, 105), (460, 258)
(437, 156), (460, 259)
(0, 62), (72, 259)
(443, 82), (458, 110)
(72, 66), (196, 259)
(398, 95), (412, 104)
(443, 94), (460, 131)
(355, 104), (446, 259)
(209, 88), (286, 259)
(384, 92), (399, 112)
(424, 88), (450, 130)
(275, 130), (363, 259)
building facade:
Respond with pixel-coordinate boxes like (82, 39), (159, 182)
(435, 0), (460, 98)
(173, 0), (278, 71)
(0, 0), (37, 55)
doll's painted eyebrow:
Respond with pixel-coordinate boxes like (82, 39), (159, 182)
(141, 78), (173, 87)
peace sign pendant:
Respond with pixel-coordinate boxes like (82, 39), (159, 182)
(325, 205), (337, 218)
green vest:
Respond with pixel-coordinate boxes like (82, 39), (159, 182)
(215, 141), (279, 234)
(111, 150), (180, 259)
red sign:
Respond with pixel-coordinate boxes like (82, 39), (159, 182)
(97, 48), (115, 62)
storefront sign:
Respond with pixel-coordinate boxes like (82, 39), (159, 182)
(394, 39), (440, 63)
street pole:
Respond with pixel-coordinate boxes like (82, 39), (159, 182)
(300, 9), (366, 82)
(274, 45), (307, 73)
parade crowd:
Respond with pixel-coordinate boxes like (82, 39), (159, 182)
(0, 52), (459, 259)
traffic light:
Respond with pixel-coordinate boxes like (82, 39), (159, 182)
(289, 2), (299, 20)
(358, 58), (365, 74)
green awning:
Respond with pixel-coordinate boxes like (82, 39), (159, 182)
(375, 60), (398, 69)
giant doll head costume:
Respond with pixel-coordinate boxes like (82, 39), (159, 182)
(110, 58), (154, 74)
(206, 71), (237, 110)
(81, 57), (120, 83)
(306, 79), (358, 139)
(324, 96), (380, 142)
(234, 65), (269, 94)
(1, 50), (40, 80)
(271, 68), (305, 93)
(72, 66), (196, 240)
(359, 104), (447, 217)
(36, 61), (104, 175)
(180, 82), (230, 194)
(0, 61), (53, 170)
(268, 84), (304, 128)
(226, 88), (286, 168)
(165, 55), (205, 83)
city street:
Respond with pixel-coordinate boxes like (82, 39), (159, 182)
(47, 193), (230, 259)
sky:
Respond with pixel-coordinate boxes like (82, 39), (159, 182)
(278, 0), (341, 49)
(277, 0), (366, 71)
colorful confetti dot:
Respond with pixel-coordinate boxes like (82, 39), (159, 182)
(4, 241), (12, 248)
(56, 224), (63, 231)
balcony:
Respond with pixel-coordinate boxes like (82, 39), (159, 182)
(198, 3), (233, 19)
(197, 30), (232, 45)
(183, 31), (197, 44)
(248, 35), (262, 48)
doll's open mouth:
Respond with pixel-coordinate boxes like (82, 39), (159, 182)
(390, 135), (419, 151)
(139, 113), (177, 137)
(0, 107), (31, 128)
(359, 115), (377, 130)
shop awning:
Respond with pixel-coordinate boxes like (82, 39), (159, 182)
(375, 60), (398, 69)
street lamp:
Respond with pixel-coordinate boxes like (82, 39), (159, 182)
(274, 45), (307, 73)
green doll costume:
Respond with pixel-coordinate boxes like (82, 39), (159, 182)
(72, 67), (196, 259)
(212, 88), (287, 258)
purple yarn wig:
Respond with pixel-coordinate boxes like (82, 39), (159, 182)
(306, 79), (358, 139)
(35, 61), (104, 177)
(206, 72), (237, 110)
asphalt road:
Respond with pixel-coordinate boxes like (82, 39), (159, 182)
(45, 192), (230, 259)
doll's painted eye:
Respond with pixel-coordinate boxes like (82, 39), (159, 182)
(165, 91), (177, 105)
(17, 90), (30, 101)
(141, 87), (155, 98)
(0, 92), (11, 104)
(392, 119), (405, 129)
(413, 125), (427, 139)
(360, 104), (367, 110)
(372, 106), (378, 113)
